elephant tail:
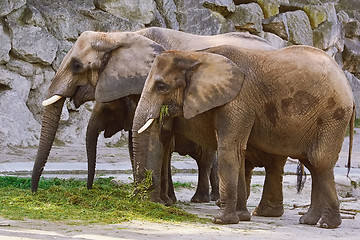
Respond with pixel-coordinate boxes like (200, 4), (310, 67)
(296, 162), (306, 194)
(347, 104), (356, 177)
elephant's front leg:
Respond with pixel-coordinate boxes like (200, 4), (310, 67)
(212, 143), (250, 224)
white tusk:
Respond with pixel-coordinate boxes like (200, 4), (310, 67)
(137, 118), (155, 134)
(42, 95), (63, 106)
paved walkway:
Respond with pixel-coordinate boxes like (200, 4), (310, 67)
(1, 129), (360, 180)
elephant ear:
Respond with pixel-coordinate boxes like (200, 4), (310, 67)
(183, 52), (245, 119)
(95, 33), (165, 102)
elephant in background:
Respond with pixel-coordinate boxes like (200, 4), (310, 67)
(86, 98), (219, 203)
(132, 45), (355, 228)
(31, 27), (278, 205)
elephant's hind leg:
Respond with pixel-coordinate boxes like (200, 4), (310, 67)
(315, 169), (341, 228)
(299, 146), (342, 228)
(253, 155), (287, 217)
(298, 165), (323, 225)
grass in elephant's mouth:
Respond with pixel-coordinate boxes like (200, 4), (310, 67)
(0, 176), (206, 224)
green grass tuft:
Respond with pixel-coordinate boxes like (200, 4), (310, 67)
(355, 118), (360, 128)
(173, 182), (193, 190)
(159, 105), (169, 124)
(0, 176), (205, 224)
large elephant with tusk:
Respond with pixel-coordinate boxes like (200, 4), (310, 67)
(32, 27), (280, 207)
(132, 45), (355, 228)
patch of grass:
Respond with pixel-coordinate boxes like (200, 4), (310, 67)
(355, 118), (360, 128)
(159, 104), (169, 124)
(105, 139), (127, 148)
(0, 176), (204, 224)
(173, 182), (193, 190)
(346, 118), (360, 136)
(53, 138), (66, 147)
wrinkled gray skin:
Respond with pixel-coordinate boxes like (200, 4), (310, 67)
(31, 27), (276, 206)
(132, 45), (355, 228)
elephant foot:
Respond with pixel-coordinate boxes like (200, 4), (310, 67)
(150, 196), (166, 205)
(161, 195), (174, 206)
(210, 191), (220, 201)
(214, 199), (250, 221)
(191, 192), (210, 203)
(299, 208), (322, 226)
(237, 209), (251, 221)
(252, 202), (284, 217)
(212, 211), (240, 224)
(169, 193), (177, 204)
(316, 211), (342, 229)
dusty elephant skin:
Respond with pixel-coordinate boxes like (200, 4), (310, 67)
(31, 27), (285, 208)
(132, 45), (355, 229)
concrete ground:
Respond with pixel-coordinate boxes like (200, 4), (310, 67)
(0, 130), (360, 239)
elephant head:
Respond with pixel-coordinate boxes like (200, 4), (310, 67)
(132, 50), (245, 200)
(32, 31), (164, 192)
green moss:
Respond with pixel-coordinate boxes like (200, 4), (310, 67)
(257, 0), (279, 18)
(346, 118), (359, 136)
(303, 6), (327, 29)
(0, 176), (204, 224)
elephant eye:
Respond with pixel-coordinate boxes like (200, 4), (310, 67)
(155, 81), (170, 93)
(71, 58), (84, 73)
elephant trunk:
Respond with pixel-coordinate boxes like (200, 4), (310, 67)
(85, 116), (101, 190)
(31, 98), (65, 192)
(132, 102), (164, 203)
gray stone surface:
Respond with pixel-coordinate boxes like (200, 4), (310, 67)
(0, 91), (40, 147)
(176, 1), (234, 35)
(343, 38), (360, 74)
(0, 24), (11, 64)
(345, 71), (360, 118)
(0, 0), (359, 148)
(10, 25), (59, 65)
(286, 10), (313, 45)
(345, 21), (360, 39)
(203, 0), (236, 16)
(229, 3), (264, 33)
(0, 0), (26, 17)
(0, 66), (31, 102)
(312, 3), (343, 50)
(263, 10), (313, 45)
(262, 13), (289, 39)
(154, 0), (180, 29)
(95, 0), (156, 25)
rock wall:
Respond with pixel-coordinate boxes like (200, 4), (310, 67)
(0, 0), (359, 148)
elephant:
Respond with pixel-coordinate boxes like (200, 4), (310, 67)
(31, 27), (278, 205)
(86, 98), (219, 203)
(132, 45), (355, 229)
